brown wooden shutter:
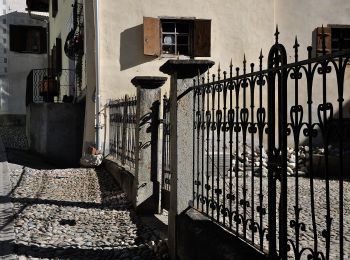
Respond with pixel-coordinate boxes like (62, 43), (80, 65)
(312, 27), (331, 57)
(40, 27), (47, 54)
(193, 19), (211, 57)
(10, 25), (25, 52)
(52, 0), (58, 18)
(51, 45), (56, 70)
(56, 37), (62, 74)
(143, 17), (160, 56)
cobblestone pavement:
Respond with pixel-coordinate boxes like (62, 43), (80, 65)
(8, 166), (169, 260)
(0, 142), (16, 260)
(0, 127), (28, 150)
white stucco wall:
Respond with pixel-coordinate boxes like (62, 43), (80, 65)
(0, 10), (47, 116)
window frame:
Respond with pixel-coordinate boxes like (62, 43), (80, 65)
(9, 25), (47, 54)
(160, 19), (194, 57)
(143, 16), (211, 58)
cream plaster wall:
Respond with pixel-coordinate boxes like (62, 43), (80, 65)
(97, 0), (275, 101)
(84, 0), (350, 151)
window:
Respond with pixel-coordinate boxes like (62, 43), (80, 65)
(143, 17), (211, 57)
(161, 21), (191, 56)
(10, 25), (47, 54)
(2, 19), (6, 24)
(312, 25), (350, 57)
(52, 0), (58, 18)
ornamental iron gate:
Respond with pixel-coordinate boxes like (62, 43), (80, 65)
(192, 28), (350, 259)
(161, 95), (171, 210)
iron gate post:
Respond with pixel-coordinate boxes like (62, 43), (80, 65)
(131, 76), (167, 213)
(160, 60), (214, 260)
(267, 33), (288, 259)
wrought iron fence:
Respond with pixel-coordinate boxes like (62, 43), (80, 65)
(162, 95), (171, 191)
(26, 68), (77, 104)
(192, 28), (350, 259)
(109, 96), (137, 169)
(161, 95), (171, 210)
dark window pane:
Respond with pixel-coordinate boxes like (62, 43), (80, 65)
(162, 22), (175, 32)
(162, 45), (175, 54)
(177, 35), (188, 45)
(177, 23), (189, 33)
(177, 45), (189, 55)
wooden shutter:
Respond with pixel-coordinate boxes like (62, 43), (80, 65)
(312, 27), (331, 57)
(193, 19), (211, 57)
(40, 27), (47, 53)
(51, 45), (56, 70)
(10, 25), (25, 52)
(143, 17), (160, 56)
(52, 0), (58, 17)
(56, 37), (62, 74)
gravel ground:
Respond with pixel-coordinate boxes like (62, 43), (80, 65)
(194, 174), (350, 259)
(0, 127), (28, 150)
(9, 166), (168, 260)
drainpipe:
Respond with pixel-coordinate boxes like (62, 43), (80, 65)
(94, 0), (101, 151)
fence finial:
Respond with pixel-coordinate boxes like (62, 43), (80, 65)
(293, 36), (299, 62)
(275, 25), (280, 43)
(259, 49), (264, 70)
(243, 54), (247, 74)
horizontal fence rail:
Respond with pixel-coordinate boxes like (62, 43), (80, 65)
(26, 68), (77, 104)
(192, 28), (350, 259)
(109, 96), (137, 169)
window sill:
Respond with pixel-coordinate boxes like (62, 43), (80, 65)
(159, 54), (192, 59)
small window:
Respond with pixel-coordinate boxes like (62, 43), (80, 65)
(3, 28), (6, 33)
(10, 25), (47, 54)
(143, 17), (211, 57)
(2, 19), (6, 24)
(52, 0), (58, 18)
(161, 21), (191, 56)
(3, 38), (6, 44)
(312, 25), (350, 57)
(4, 58), (7, 63)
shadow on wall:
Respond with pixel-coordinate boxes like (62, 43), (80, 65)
(119, 24), (156, 71)
(300, 99), (350, 147)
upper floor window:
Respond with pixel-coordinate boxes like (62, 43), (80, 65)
(312, 25), (350, 57)
(143, 17), (211, 57)
(10, 25), (47, 54)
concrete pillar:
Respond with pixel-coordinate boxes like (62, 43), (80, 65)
(131, 76), (167, 214)
(159, 60), (214, 260)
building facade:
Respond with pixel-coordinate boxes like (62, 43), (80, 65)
(26, 0), (350, 155)
(0, 0), (47, 125)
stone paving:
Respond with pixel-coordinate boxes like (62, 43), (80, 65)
(7, 166), (168, 260)
(0, 127), (28, 150)
(0, 139), (16, 260)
